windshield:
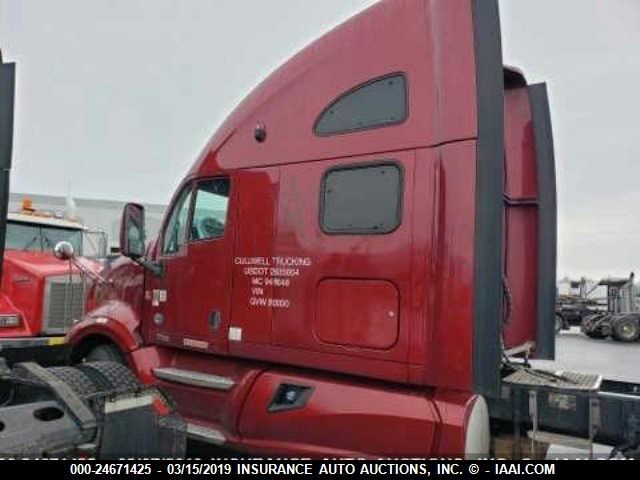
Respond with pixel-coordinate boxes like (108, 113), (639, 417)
(5, 221), (83, 255)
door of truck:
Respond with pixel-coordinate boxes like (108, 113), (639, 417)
(143, 177), (234, 353)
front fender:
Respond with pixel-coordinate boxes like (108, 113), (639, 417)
(66, 299), (143, 353)
(0, 291), (34, 338)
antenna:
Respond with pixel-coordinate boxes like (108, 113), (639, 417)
(65, 180), (78, 221)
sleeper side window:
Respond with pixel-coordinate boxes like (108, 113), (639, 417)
(314, 73), (407, 136)
(162, 186), (193, 255)
(190, 178), (230, 241)
(321, 162), (402, 234)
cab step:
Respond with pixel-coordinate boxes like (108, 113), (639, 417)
(187, 423), (226, 445)
(527, 430), (592, 450)
(153, 367), (235, 391)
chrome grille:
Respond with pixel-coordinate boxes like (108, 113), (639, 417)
(43, 275), (89, 333)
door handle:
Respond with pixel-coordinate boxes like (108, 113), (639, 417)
(209, 310), (222, 331)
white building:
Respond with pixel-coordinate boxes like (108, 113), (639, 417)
(9, 192), (166, 252)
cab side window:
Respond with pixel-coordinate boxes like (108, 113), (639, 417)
(190, 178), (230, 241)
(314, 73), (407, 136)
(321, 162), (402, 234)
(162, 186), (193, 255)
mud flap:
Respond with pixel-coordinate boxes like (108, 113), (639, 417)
(99, 391), (187, 459)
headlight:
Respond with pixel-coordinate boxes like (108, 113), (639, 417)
(0, 314), (21, 327)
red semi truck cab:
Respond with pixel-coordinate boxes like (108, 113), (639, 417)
(0, 205), (105, 362)
(67, 0), (558, 457)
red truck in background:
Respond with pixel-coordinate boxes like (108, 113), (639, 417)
(0, 200), (107, 363)
(61, 0), (640, 458)
(0, 46), (191, 461)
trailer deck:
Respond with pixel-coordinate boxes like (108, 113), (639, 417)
(489, 362), (640, 458)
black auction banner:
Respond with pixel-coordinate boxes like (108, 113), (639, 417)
(0, 459), (635, 479)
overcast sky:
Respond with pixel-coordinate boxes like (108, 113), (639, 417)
(1, 0), (639, 279)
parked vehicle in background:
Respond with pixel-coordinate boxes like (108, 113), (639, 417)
(555, 277), (604, 333)
(7, 200), (107, 258)
(0, 199), (107, 364)
(582, 273), (640, 342)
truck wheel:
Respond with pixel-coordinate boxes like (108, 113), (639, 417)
(586, 328), (609, 339)
(582, 314), (607, 339)
(584, 328), (607, 339)
(84, 344), (124, 364)
(611, 316), (640, 342)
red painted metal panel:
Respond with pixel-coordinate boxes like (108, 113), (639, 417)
(192, 0), (476, 177)
(230, 168), (280, 345)
(0, 252), (101, 338)
(504, 88), (537, 199)
(143, 179), (236, 354)
(315, 279), (399, 350)
(0, 290), (35, 337)
(503, 86), (539, 349)
(143, 184), (194, 350)
(0, 259), (42, 336)
(503, 208), (538, 347)
(429, 0), (477, 142)
(90, 255), (145, 312)
(159, 350), (263, 434)
(66, 299), (144, 353)
(432, 388), (478, 456)
(264, 151), (414, 373)
(238, 370), (440, 457)
(417, 141), (477, 392)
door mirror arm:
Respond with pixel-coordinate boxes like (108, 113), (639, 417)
(134, 257), (164, 277)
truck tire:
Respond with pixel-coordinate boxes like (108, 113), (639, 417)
(611, 315), (640, 343)
(84, 344), (125, 364)
(585, 328), (607, 339)
(582, 314), (607, 339)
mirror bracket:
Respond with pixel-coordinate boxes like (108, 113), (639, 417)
(136, 258), (164, 277)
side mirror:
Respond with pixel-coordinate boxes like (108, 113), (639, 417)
(53, 241), (75, 260)
(53, 240), (111, 286)
(120, 203), (146, 259)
